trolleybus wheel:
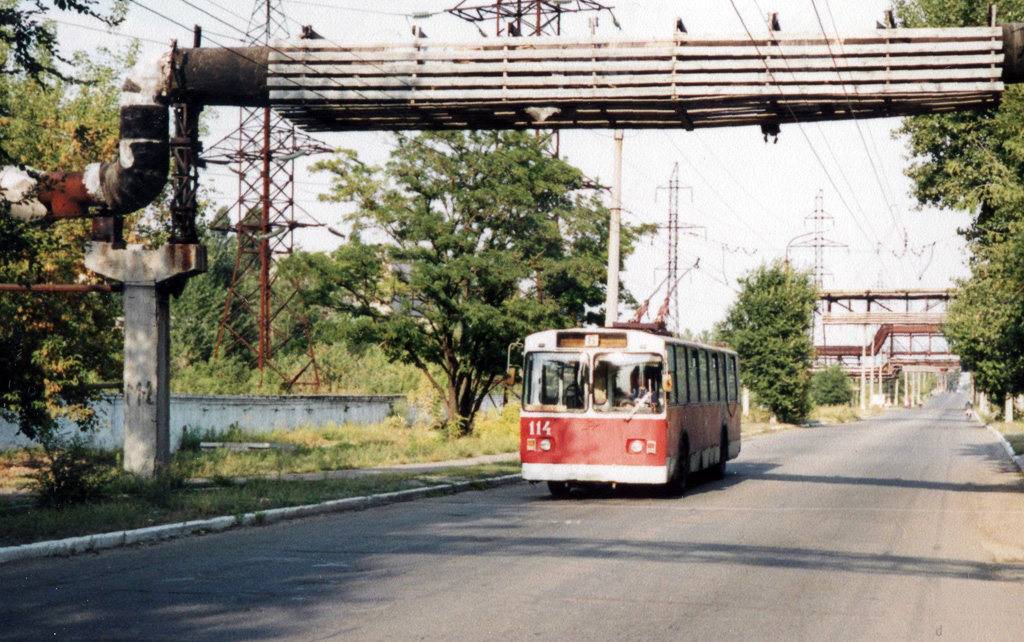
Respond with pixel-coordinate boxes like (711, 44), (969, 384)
(547, 481), (571, 497)
(712, 427), (728, 480)
(665, 438), (689, 496)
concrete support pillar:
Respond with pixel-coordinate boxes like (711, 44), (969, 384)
(604, 129), (623, 326)
(895, 377), (900, 408)
(860, 327), (867, 410)
(979, 392), (989, 415)
(1006, 394), (1014, 422)
(86, 242), (205, 478)
(742, 387), (750, 417)
(869, 356), (875, 406)
(877, 358), (883, 405)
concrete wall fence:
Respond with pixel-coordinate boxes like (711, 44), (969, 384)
(0, 393), (496, 453)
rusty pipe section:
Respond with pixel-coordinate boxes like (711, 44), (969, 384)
(1, 51), (172, 221)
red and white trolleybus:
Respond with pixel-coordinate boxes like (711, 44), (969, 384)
(520, 325), (741, 496)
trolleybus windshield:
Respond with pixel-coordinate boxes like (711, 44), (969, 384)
(523, 352), (588, 412)
(593, 353), (664, 414)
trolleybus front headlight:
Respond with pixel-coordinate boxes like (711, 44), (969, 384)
(627, 439), (645, 454)
(539, 438), (553, 451)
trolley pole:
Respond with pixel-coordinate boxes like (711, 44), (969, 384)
(605, 129), (623, 326)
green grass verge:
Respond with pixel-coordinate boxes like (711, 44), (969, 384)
(175, 405), (520, 479)
(991, 421), (1024, 456)
(0, 462), (520, 548)
(809, 405), (884, 425)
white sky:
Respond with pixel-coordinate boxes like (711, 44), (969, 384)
(52, 0), (974, 339)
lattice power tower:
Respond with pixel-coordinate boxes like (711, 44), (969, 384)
(209, 0), (325, 389)
(448, 0), (616, 36)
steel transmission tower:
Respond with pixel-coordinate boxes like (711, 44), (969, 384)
(655, 163), (700, 331)
(787, 190), (847, 288)
(448, 0), (616, 37)
(208, 0), (326, 390)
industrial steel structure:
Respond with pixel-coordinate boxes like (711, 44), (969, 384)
(815, 289), (956, 406)
(207, 0), (324, 390)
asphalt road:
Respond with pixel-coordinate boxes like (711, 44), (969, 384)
(2, 393), (1023, 641)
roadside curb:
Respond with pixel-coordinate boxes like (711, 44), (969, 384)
(985, 424), (1024, 476)
(0, 474), (521, 566)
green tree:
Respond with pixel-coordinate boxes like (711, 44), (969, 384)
(942, 218), (1024, 398)
(309, 131), (648, 433)
(894, 0), (1024, 400)
(716, 261), (817, 422)
(809, 364), (854, 407)
(0, 0), (125, 83)
(0, 45), (130, 440)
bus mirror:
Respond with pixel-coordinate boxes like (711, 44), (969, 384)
(507, 367), (517, 385)
(663, 373), (674, 393)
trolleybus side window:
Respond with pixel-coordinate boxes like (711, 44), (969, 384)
(723, 354), (731, 402)
(523, 353), (588, 412)
(666, 346), (678, 405)
(698, 350), (709, 402)
(689, 349), (700, 402)
(728, 355), (739, 403)
(675, 346), (689, 404)
(721, 353), (729, 401)
(593, 353), (664, 413)
(710, 352), (720, 402)
(725, 355), (733, 400)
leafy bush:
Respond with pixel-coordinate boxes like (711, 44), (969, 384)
(29, 432), (113, 508)
(810, 365), (855, 406)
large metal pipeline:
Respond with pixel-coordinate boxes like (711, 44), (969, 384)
(1, 51), (173, 221)
(4, 24), (1024, 222)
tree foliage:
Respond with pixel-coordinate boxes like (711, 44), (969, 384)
(716, 261), (817, 422)
(308, 131), (648, 432)
(0, 0), (125, 82)
(809, 364), (855, 407)
(894, 0), (1024, 399)
(0, 46), (130, 440)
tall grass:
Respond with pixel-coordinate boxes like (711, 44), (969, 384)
(174, 404), (520, 479)
(809, 404), (861, 425)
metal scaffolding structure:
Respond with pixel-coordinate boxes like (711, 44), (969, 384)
(209, 0), (325, 390)
(815, 291), (956, 371)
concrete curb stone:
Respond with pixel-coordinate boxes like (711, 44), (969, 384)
(0, 474), (521, 566)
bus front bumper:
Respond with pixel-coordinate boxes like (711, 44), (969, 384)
(522, 462), (671, 485)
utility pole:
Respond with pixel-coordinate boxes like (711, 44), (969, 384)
(606, 129), (623, 326)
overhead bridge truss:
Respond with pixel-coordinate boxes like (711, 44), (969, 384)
(255, 26), (1007, 132)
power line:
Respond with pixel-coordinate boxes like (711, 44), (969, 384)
(809, 0), (906, 238)
(728, 0), (882, 250)
(51, 17), (172, 45)
(661, 132), (782, 251)
(284, 0), (434, 18)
